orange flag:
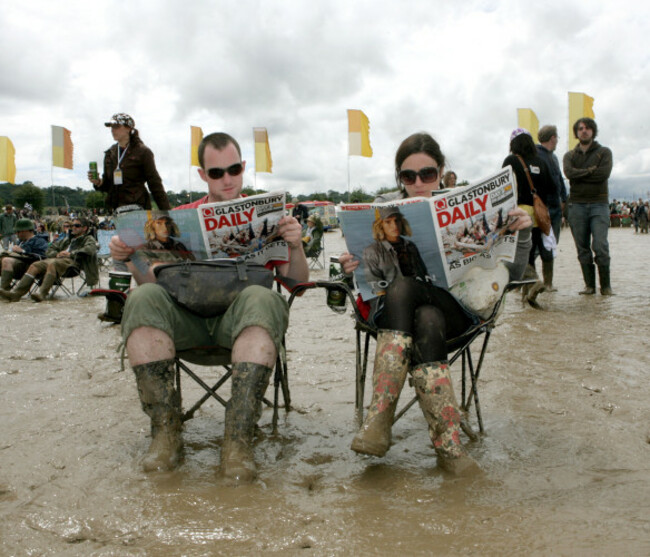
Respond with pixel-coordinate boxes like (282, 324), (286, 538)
(52, 125), (73, 169)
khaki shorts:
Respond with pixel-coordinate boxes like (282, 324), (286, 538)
(30, 257), (75, 277)
(121, 283), (289, 353)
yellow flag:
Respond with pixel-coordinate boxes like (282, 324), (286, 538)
(517, 108), (539, 143)
(347, 109), (373, 157)
(191, 126), (203, 166)
(52, 125), (73, 169)
(253, 127), (273, 173)
(0, 136), (16, 183)
(568, 92), (595, 150)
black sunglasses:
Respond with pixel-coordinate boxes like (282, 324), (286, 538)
(206, 163), (243, 180)
(398, 166), (439, 186)
(71, 223), (83, 228)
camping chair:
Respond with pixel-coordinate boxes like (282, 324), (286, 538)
(47, 251), (99, 298)
(99, 276), (300, 434)
(96, 229), (114, 273)
(305, 232), (326, 270)
(286, 277), (536, 439)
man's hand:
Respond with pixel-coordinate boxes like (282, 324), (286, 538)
(11, 245), (23, 254)
(277, 215), (303, 249)
(109, 235), (135, 261)
(87, 171), (102, 187)
(57, 250), (71, 258)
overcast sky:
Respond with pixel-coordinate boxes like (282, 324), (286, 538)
(2, 0), (649, 199)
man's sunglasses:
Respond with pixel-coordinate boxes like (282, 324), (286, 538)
(398, 166), (439, 186)
(206, 163), (243, 180)
(71, 223), (83, 228)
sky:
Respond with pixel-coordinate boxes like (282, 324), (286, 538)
(2, 0), (650, 200)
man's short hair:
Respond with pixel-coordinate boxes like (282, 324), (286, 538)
(573, 117), (598, 139)
(198, 133), (242, 169)
(538, 125), (558, 143)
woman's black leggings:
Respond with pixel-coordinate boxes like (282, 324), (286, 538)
(375, 276), (472, 365)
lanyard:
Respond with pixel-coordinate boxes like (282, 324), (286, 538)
(116, 145), (129, 169)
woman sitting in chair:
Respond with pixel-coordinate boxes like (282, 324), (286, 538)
(339, 132), (532, 475)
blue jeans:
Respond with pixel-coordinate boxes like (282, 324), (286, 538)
(567, 202), (610, 266)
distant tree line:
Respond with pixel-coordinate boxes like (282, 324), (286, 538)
(0, 182), (395, 214)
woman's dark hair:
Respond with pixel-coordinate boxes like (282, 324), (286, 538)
(572, 117), (598, 139)
(394, 132), (445, 188)
(509, 133), (537, 159)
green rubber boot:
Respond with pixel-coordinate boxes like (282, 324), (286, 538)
(0, 274), (35, 302)
(132, 359), (183, 472)
(220, 362), (273, 482)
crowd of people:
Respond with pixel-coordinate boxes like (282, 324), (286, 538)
(0, 112), (632, 482)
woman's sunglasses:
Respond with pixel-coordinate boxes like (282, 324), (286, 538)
(206, 163), (244, 180)
(398, 166), (439, 186)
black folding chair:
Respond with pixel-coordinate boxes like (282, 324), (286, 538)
(287, 278), (536, 439)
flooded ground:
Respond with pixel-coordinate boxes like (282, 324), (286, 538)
(1, 227), (648, 556)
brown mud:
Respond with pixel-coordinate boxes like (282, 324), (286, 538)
(1, 228), (649, 555)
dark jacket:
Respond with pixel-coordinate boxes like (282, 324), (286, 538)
(536, 145), (567, 207)
(503, 153), (554, 207)
(96, 137), (171, 212)
(47, 233), (99, 286)
(18, 233), (49, 259)
(562, 141), (613, 204)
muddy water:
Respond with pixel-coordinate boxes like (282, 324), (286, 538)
(1, 228), (648, 556)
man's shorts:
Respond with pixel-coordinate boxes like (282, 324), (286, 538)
(30, 257), (75, 277)
(121, 283), (289, 354)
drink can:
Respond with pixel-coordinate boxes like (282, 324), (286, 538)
(326, 256), (347, 312)
(89, 161), (99, 180)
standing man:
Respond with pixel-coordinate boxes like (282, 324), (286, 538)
(536, 125), (567, 291)
(109, 132), (309, 480)
(0, 204), (18, 250)
(563, 118), (613, 295)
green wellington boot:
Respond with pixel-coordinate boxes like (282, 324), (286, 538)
(31, 272), (57, 302)
(0, 274), (35, 302)
(220, 362), (273, 482)
(132, 359), (183, 472)
(598, 265), (614, 296)
(351, 330), (412, 457)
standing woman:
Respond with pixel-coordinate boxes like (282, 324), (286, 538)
(340, 132), (532, 475)
(502, 128), (555, 306)
(88, 113), (171, 213)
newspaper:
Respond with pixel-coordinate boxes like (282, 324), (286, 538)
(115, 191), (289, 268)
(337, 166), (519, 301)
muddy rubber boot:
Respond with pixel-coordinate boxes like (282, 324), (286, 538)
(0, 270), (13, 290)
(579, 264), (596, 295)
(220, 362), (273, 482)
(598, 265), (614, 296)
(31, 273), (57, 302)
(351, 330), (412, 457)
(0, 274), (35, 302)
(542, 259), (557, 292)
(132, 359), (182, 472)
(411, 362), (481, 477)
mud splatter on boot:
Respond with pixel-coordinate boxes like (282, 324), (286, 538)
(220, 362), (272, 482)
(411, 362), (481, 477)
(133, 359), (182, 472)
(351, 330), (412, 457)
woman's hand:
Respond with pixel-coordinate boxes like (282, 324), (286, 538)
(507, 207), (533, 231)
(87, 171), (102, 187)
(339, 252), (359, 275)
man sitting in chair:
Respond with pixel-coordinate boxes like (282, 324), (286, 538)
(109, 132), (309, 480)
(0, 218), (48, 293)
(0, 217), (98, 302)
(302, 214), (323, 258)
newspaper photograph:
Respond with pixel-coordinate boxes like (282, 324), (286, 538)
(115, 191), (289, 267)
(337, 166), (518, 302)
